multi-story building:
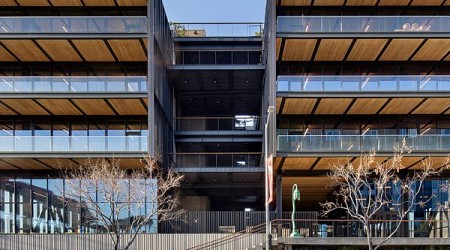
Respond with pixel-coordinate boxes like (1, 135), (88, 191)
(1, 0), (450, 249)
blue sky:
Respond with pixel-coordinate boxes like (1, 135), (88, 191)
(162, 0), (266, 23)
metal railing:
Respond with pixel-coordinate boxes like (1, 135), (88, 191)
(170, 22), (263, 37)
(160, 211), (317, 234)
(0, 136), (147, 153)
(169, 152), (263, 168)
(0, 76), (147, 93)
(0, 16), (147, 33)
(277, 75), (450, 92)
(277, 134), (450, 153)
(176, 117), (261, 131)
(168, 49), (262, 65)
(277, 16), (450, 33)
(272, 216), (450, 239)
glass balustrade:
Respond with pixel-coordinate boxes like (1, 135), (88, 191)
(170, 23), (263, 37)
(0, 17), (147, 33)
(277, 135), (450, 152)
(0, 136), (147, 153)
(176, 117), (261, 131)
(277, 75), (450, 92)
(0, 76), (147, 93)
(170, 153), (262, 168)
(277, 16), (450, 33)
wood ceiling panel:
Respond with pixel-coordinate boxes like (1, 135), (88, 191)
(37, 40), (82, 62)
(117, 0), (146, 6)
(0, 102), (16, 115)
(412, 98), (450, 114)
(412, 39), (450, 61)
(352, 157), (389, 168)
(72, 40), (115, 62)
(445, 0), (450, 6)
(0, 0), (17, 6)
(346, 0), (377, 5)
(315, 98), (352, 114)
(386, 157), (424, 169)
(16, 0), (49, 6)
(83, 0), (116, 6)
(108, 40), (146, 62)
(283, 177), (333, 188)
(313, 0), (345, 5)
(280, 0), (312, 5)
(283, 98), (316, 114)
(3, 159), (51, 170)
(347, 98), (388, 114)
(379, 98), (423, 114)
(347, 39), (387, 61)
(38, 158), (79, 169)
(314, 39), (352, 61)
(36, 99), (83, 115)
(378, 0), (410, 5)
(1, 99), (49, 115)
(276, 97), (282, 114)
(119, 158), (145, 169)
(0, 160), (19, 170)
(411, 0), (444, 5)
(379, 39), (423, 61)
(72, 99), (115, 115)
(283, 157), (317, 170)
(1, 40), (49, 62)
(314, 157), (352, 170)
(0, 45), (16, 61)
(276, 38), (282, 60)
(50, 0), (82, 6)
(411, 157), (449, 170)
(109, 99), (147, 115)
(282, 39), (317, 61)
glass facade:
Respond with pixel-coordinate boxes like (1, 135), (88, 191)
(0, 177), (157, 234)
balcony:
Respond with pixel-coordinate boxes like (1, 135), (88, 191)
(0, 136), (147, 154)
(0, 16), (147, 34)
(277, 16), (450, 35)
(170, 152), (263, 172)
(277, 134), (450, 155)
(170, 23), (263, 38)
(277, 75), (450, 97)
(176, 117), (261, 133)
(0, 76), (147, 97)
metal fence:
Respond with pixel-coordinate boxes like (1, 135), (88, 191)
(0, 233), (265, 250)
(159, 211), (317, 234)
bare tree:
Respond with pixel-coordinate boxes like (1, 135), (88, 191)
(321, 141), (447, 250)
(61, 156), (184, 250)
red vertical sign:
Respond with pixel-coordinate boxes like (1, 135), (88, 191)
(267, 153), (274, 204)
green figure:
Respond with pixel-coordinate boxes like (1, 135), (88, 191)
(290, 184), (301, 237)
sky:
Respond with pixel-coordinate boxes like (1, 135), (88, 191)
(162, 0), (266, 23)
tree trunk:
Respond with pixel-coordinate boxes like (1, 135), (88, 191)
(365, 223), (373, 250)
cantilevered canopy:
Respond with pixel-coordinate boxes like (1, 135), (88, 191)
(0, 39), (147, 62)
(0, 98), (148, 115)
(0, 0), (146, 7)
(276, 97), (450, 115)
(0, 157), (146, 170)
(278, 0), (448, 6)
(276, 38), (450, 62)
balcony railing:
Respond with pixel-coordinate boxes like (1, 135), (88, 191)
(277, 16), (450, 33)
(170, 23), (263, 38)
(0, 136), (147, 153)
(168, 49), (262, 65)
(277, 135), (450, 153)
(0, 16), (147, 33)
(272, 216), (450, 238)
(176, 117), (261, 131)
(0, 76), (147, 93)
(169, 153), (262, 168)
(277, 75), (450, 92)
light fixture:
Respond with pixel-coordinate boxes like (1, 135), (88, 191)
(62, 26), (68, 33)
(362, 77), (370, 89)
(1, 26), (8, 32)
(420, 127), (431, 135)
(245, 78), (249, 84)
(213, 78), (217, 84)
(184, 79), (188, 84)
(420, 77), (431, 89)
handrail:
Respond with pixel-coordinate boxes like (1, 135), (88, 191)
(170, 22), (263, 38)
(168, 152), (262, 155)
(175, 116), (261, 119)
(186, 223), (266, 250)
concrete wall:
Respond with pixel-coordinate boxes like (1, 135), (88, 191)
(0, 233), (265, 250)
(181, 196), (211, 211)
